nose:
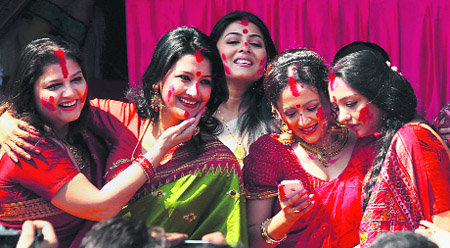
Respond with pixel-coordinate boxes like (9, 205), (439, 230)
(239, 41), (250, 53)
(186, 82), (199, 98)
(338, 110), (351, 124)
(298, 113), (310, 126)
(62, 84), (76, 97)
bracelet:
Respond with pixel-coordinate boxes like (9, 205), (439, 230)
(260, 218), (287, 245)
(133, 155), (156, 183)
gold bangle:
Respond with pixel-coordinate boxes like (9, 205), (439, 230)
(260, 218), (287, 245)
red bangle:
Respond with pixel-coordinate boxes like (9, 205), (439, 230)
(133, 155), (155, 183)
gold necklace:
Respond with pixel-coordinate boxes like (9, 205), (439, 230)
(65, 143), (86, 171)
(217, 108), (246, 164)
(297, 126), (349, 167)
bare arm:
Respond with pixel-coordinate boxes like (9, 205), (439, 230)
(51, 111), (203, 221)
(247, 187), (314, 248)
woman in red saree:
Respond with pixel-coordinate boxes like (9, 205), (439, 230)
(243, 48), (377, 248)
(329, 50), (450, 248)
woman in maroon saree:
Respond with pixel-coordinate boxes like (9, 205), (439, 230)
(243, 48), (377, 248)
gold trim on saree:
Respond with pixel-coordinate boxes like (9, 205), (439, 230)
(0, 198), (63, 221)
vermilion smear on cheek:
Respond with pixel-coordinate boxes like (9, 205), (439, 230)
(184, 111), (190, 119)
(196, 71), (201, 77)
(316, 107), (324, 118)
(81, 85), (88, 104)
(257, 57), (267, 75)
(54, 50), (69, 78)
(243, 29), (248, 34)
(332, 96), (337, 102)
(240, 17), (249, 26)
(221, 53), (227, 61)
(329, 73), (338, 91)
(224, 65), (231, 75)
(358, 105), (374, 124)
(289, 76), (300, 97)
(167, 85), (175, 101)
(41, 96), (56, 111)
(195, 49), (204, 62)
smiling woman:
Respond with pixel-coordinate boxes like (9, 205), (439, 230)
(243, 48), (377, 248)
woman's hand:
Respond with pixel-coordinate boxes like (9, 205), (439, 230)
(278, 184), (314, 221)
(144, 108), (205, 169)
(416, 220), (450, 248)
(16, 220), (58, 248)
(201, 231), (227, 245)
(0, 111), (40, 162)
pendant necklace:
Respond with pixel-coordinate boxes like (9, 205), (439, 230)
(217, 108), (246, 164)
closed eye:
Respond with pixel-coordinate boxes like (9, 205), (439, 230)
(346, 101), (357, 107)
(177, 75), (191, 81)
(45, 83), (62, 90)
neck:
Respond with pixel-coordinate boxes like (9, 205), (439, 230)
(154, 108), (180, 137)
(221, 78), (254, 117)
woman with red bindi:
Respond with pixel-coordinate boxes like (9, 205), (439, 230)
(243, 48), (378, 248)
(210, 11), (278, 166)
(0, 27), (247, 247)
(329, 50), (450, 247)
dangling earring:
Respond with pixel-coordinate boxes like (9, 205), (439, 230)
(278, 120), (294, 146)
(150, 84), (163, 112)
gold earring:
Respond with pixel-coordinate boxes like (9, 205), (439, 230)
(278, 120), (294, 145)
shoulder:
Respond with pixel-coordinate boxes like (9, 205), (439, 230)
(248, 133), (282, 153)
(199, 134), (240, 164)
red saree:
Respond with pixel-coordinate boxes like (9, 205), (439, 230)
(243, 133), (377, 248)
(359, 123), (450, 247)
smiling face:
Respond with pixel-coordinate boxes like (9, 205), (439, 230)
(159, 54), (212, 126)
(216, 21), (267, 85)
(328, 77), (383, 137)
(276, 83), (329, 144)
(34, 58), (87, 132)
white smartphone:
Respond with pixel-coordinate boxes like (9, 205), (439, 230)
(280, 179), (304, 199)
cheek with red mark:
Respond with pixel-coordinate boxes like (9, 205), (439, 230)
(184, 111), (190, 119)
(257, 57), (267, 75)
(358, 105), (375, 124)
(316, 107), (324, 119)
(221, 53), (227, 62)
(81, 85), (88, 104)
(40, 95), (56, 112)
(332, 96), (337, 102)
(224, 65), (232, 75)
(167, 85), (175, 101)
(195, 50), (204, 62)
(288, 77), (300, 97)
(243, 29), (248, 34)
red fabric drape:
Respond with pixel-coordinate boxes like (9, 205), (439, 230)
(126, 0), (450, 121)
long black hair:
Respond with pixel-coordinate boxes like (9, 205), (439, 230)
(210, 11), (278, 141)
(330, 50), (417, 211)
(2, 36), (90, 139)
(127, 26), (228, 135)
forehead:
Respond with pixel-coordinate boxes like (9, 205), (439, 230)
(171, 54), (211, 72)
(329, 77), (358, 100)
(277, 83), (319, 107)
(221, 21), (264, 38)
(36, 59), (81, 84)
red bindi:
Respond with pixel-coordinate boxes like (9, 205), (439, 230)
(195, 49), (204, 62)
(184, 111), (190, 119)
(40, 95), (56, 111)
(196, 71), (201, 77)
(243, 29), (248, 34)
(288, 76), (300, 97)
(244, 42), (248, 46)
(54, 50), (68, 78)
(296, 104), (301, 108)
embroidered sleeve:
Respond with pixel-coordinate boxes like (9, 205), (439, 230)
(243, 135), (283, 199)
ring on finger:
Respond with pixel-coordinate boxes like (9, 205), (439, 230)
(423, 229), (434, 238)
